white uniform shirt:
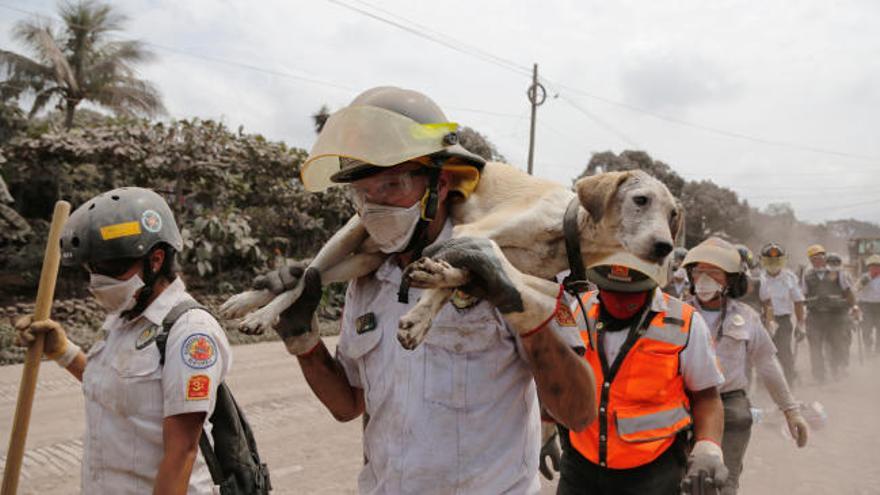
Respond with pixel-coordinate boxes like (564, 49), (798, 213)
(596, 289), (724, 393)
(858, 274), (880, 303)
(759, 269), (805, 316)
(336, 221), (581, 495)
(696, 300), (796, 409)
(82, 278), (231, 494)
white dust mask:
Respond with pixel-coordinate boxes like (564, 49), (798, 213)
(89, 273), (145, 314)
(694, 274), (723, 302)
(360, 201), (423, 254)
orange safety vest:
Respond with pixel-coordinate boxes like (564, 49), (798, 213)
(569, 291), (695, 470)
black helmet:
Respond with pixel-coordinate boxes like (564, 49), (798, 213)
(735, 244), (757, 270)
(760, 242), (786, 258)
(61, 187), (183, 267)
(826, 252), (843, 266)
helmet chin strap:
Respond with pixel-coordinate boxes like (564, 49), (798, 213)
(397, 163), (442, 304)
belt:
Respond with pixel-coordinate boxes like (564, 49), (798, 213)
(720, 389), (746, 400)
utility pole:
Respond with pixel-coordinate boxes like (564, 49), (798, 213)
(526, 63), (546, 175)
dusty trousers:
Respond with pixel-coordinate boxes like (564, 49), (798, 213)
(862, 302), (880, 354)
(556, 440), (685, 495)
(807, 311), (851, 382)
(719, 390), (753, 495)
(773, 315), (797, 385)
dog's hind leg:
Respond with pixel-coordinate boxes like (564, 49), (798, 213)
(220, 290), (276, 320)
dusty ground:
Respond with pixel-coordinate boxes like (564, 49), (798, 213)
(1, 337), (879, 494)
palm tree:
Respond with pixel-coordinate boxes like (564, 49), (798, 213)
(0, 0), (164, 129)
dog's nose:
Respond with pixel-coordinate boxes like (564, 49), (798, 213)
(652, 241), (673, 260)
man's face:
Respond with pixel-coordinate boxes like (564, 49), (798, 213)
(869, 265), (880, 278)
(810, 254), (827, 269)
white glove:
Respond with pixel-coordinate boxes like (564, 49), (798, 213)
(14, 316), (81, 367)
(784, 408), (809, 448)
(682, 439), (728, 492)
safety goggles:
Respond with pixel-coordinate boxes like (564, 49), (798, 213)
(84, 257), (140, 278)
(690, 266), (727, 280)
(347, 169), (429, 212)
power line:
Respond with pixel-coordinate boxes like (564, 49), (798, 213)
(323, 0), (880, 164)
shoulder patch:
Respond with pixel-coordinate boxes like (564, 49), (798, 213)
(356, 312), (377, 334)
(135, 325), (158, 350)
(186, 374), (210, 401)
(554, 305), (577, 327)
(181, 333), (218, 369)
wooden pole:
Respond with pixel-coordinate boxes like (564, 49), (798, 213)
(526, 63), (547, 176)
(2, 200), (70, 495)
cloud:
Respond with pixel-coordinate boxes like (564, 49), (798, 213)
(618, 50), (743, 115)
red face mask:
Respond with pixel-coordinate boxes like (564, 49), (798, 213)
(599, 290), (650, 320)
(870, 266), (880, 278)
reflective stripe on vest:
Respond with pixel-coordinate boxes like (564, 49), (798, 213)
(569, 291), (694, 469)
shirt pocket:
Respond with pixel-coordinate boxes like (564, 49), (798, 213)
(621, 343), (681, 403)
(716, 327), (749, 378)
(111, 346), (163, 417)
(423, 317), (502, 410)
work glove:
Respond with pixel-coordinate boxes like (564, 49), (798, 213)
(14, 316), (80, 367)
(849, 305), (863, 322)
(273, 267), (323, 355)
(539, 423), (561, 481)
(681, 440), (728, 494)
(783, 408), (809, 448)
(253, 260), (310, 295)
(419, 237), (525, 314)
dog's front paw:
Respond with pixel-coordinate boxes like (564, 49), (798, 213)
(220, 290), (274, 319)
(238, 306), (277, 335)
(398, 304), (434, 349)
(406, 257), (469, 289)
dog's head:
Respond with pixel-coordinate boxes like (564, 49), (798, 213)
(575, 170), (682, 265)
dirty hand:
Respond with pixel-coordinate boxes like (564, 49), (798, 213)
(795, 321), (807, 342)
(849, 305), (863, 322)
(539, 424), (561, 481)
(682, 440), (728, 493)
(784, 408), (809, 448)
(14, 316), (80, 367)
(420, 237), (524, 314)
(274, 267), (322, 355)
(253, 260), (310, 295)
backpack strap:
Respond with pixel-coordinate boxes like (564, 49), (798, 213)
(155, 298), (227, 487)
(156, 298), (209, 365)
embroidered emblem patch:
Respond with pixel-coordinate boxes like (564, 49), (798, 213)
(186, 374), (210, 401)
(135, 325), (158, 349)
(609, 265), (631, 281)
(181, 333), (217, 369)
(451, 289), (480, 310)
(141, 209), (163, 233)
(554, 305), (577, 327)
(356, 313), (377, 334)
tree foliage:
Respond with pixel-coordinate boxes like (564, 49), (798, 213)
(0, 0), (164, 129)
(1, 117), (353, 297)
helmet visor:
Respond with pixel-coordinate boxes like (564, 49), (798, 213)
(761, 256), (786, 273)
(302, 105), (458, 192)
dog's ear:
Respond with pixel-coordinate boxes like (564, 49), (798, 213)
(670, 200), (685, 242)
(575, 171), (631, 222)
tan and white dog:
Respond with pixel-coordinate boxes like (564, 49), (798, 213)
(220, 162), (681, 348)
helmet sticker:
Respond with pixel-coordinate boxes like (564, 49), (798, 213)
(141, 209), (163, 233)
(100, 221), (142, 240)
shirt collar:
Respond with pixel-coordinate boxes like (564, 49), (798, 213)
(103, 277), (187, 330)
(649, 287), (669, 313)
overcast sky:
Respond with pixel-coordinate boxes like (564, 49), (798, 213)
(3, 0), (879, 224)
